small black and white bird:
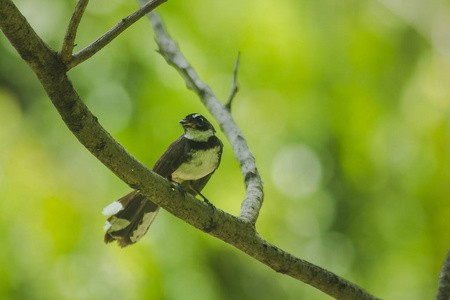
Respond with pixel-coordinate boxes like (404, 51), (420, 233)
(102, 113), (223, 247)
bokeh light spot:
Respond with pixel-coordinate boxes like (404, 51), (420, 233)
(271, 144), (322, 198)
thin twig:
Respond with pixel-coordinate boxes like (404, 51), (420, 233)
(437, 250), (450, 300)
(68, 0), (166, 69)
(60, 0), (89, 63)
(147, 10), (263, 225)
(225, 51), (240, 111)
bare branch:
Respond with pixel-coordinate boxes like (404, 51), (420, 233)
(68, 0), (166, 69)
(146, 10), (263, 225)
(225, 51), (240, 111)
(60, 0), (89, 63)
(437, 250), (450, 300)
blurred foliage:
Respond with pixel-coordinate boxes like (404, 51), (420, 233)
(1, 0), (450, 299)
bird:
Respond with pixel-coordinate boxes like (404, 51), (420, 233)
(102, 113), (223, 247)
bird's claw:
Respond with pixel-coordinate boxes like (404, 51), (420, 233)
(171, 181), (186, 199)
(203, 198), (216, 212)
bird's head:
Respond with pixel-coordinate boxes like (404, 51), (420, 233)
(180, 113), (216, 142)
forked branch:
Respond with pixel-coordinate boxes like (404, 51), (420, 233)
(66, 0), (166, 69)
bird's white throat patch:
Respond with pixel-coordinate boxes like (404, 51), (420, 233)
(184, 128), (214, 142)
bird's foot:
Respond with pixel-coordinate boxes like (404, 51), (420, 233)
(199, 193), (216, 212)
(204, 199), (216, 211)
(171, 181), (186, 199)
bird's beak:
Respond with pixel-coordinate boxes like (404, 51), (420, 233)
(179, 118), (193, 127)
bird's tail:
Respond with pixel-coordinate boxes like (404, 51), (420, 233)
(102, 190), (160, 247)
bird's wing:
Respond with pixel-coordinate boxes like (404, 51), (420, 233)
(152, 135), (189, 178)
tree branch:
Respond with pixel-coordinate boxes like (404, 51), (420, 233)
(437, 250), (450, 300)
(225, 51), (240, 111)
(60, 0), (89, 63)
(67, 0), (166, 69)
(1, 1), (380, 299)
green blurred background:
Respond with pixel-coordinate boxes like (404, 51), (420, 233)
(1, 0), (450, 299)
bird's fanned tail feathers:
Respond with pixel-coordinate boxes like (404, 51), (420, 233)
(103, 191), (160, 247)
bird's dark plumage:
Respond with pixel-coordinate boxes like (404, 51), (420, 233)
(103, 113), (223, 247)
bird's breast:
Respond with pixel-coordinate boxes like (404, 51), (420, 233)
(171, 146), (221, 182)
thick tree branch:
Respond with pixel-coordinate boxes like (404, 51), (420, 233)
(437, 250), (450, 300)
(66, 0), (166, 69)
(146, 10), (263, 225)
(60, 0), (90, 63)
(1, 1), (380, 299)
